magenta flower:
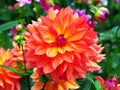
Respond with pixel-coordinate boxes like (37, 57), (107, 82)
(10, 27), (16, 37)
(96, 75), (120, 90)
(73, 9), (97, 27)
(8, 3), (19, 10)
(40, 0), (60, 11)
(114, 0), (120, 3)
(84, 0), (89, 2)
(16, 0), (32, 7)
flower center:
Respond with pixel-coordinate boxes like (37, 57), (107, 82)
(56, 34), (66, 47)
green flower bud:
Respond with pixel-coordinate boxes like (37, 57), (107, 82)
(15, 24), (24, 32)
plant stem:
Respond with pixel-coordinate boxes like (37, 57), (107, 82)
(21, 44), (31, 90)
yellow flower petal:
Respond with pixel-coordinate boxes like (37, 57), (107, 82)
(46, 47), (58, 57)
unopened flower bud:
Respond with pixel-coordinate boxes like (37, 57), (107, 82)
(76, 0), (82, 3)
(33, 7), (38, 13)
(13, 35), (21, 42)
(95, 7), (110, 22)
(15, 24), (24, 32)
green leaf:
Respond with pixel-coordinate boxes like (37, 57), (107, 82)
(0, 65), (27, 76)
(0, 20), (19, 33)
(0, 33), (13, 49)
(94, 80), (102, 90)
(86, 73), (94, 84)
(16, 60), (24, 69)
(40, 75), (50, 83)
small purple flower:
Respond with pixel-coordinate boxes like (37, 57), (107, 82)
(114, 0), (120, 3)
(8, 3), (19, 10)
(40, 0), (60, 12)
(16, 0), (32, 7)
(73, 9), (97, 27)
(8, 5), (15, 10)
(10, 27), (16, 37)
(84, 0), (89, 2)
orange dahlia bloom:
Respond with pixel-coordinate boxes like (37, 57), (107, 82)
(31, 68), (79, 90)
(25, 7), (105, 81)
(0, 47), (22, 90)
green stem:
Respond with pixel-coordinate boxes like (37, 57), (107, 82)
(21, 44), (31, 90)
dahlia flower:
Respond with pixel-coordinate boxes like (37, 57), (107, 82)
(25, 7), (105, 81)
(31, 68), (79, 90)
(96, 75), (120, 90)
(0, 47), (22, 90)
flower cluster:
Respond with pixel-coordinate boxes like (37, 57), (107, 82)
(25, 7), (105, 89)
(0, 42), (23, 90)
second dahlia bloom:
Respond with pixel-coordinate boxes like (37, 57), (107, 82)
(25, 7), (105, 81)
(0, 47), (22, 90)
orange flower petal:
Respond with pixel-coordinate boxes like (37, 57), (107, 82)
(64, 42), (76, 52)
(27, 24), (37, 34)
(31, 82), (44, 90)
(46, 47), (58, 57)
(43, 64), (54, 74)
(41, 16), (53, 26)
(96, 76), (104, 86)
(67, 30), (86, 41)
(62, 53), (74, 63)
(51, 54), (63, 69)
(36, 56), (50, 68)
(47, 8), (58, 20)
(53, 17), (64, 35)
(65, 80), (80, 89)
(32, 33), (43, 43)
(58, 47), (65, 54)
(64, 23), (76, 39)
(35, 46), (47, 55)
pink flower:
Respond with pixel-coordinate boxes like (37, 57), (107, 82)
(8, 3), (19, 10)
(114, 0), (120, 3)
(16, 0), (32, 7)
(96, 75), (120, 90)
(40, 0), (60, 11)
